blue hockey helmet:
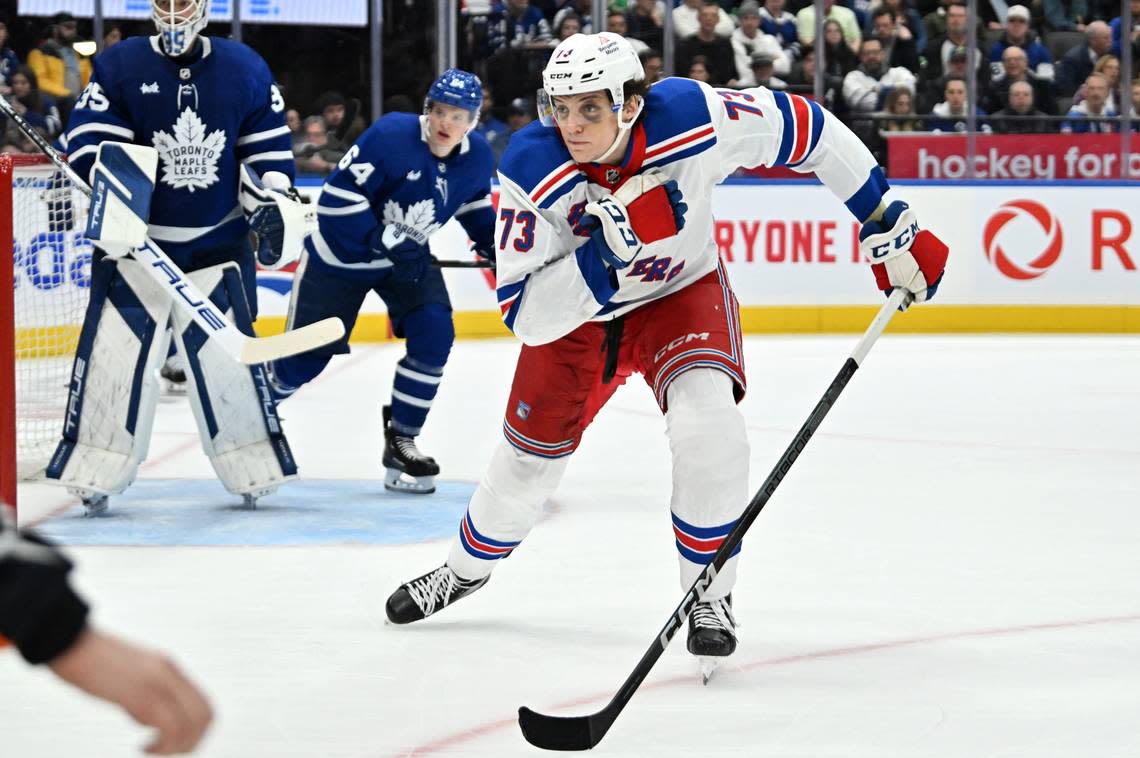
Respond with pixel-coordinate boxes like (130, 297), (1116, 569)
(425, 69), (483, 119)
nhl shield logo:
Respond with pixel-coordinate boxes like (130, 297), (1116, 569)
(605, 168), (620, 184)
(516, 400), (531, 420)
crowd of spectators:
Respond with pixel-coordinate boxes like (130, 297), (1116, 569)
(463, 0), (1140, 168)
(2, 3), (1138, 174)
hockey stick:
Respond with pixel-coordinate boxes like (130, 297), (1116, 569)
(0, 95), (344, 365)
(432, 258), (494, 269)
(518, 286), (913, 751)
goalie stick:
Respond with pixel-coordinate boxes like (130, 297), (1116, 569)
(518, 286), (913, 751)
(0, 95), (344, 365)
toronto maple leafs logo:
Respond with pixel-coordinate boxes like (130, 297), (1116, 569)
(380, 198), (441, 247)
(152, 108), (226, 192)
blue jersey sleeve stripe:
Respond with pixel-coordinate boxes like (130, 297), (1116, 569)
(575, 240), (618, 306)
(844, 166), (890, 221)
(241, 149), (294, 163)
(772, 91), (795, 166)
(67, 121), (135, 142)
(236, 125), (290, 146)
(807, 99), (824, 157)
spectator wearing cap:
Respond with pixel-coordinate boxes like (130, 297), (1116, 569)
(507, 97), (535, 132)
(919, 44), (990, 111)
(0, 20), (21, 95)
(759, 0), (799, 51)
(921, 1), (972, 84)
(982, 45), (1058, 115)
(989, 5), (1055, 81)
(733, 2), (792, 87)
(994, 80), (1050, 133)
(313, 90), (358, 157)
(750, 53), (787, 89)
(842, 37), (916, 113)
(797, 0), (861, 54)
(606, 11), (650, 53)
(676, 4), (739, 87)
(625, 0), (666, 52)
(673, 0), (735, 40)
(869, 7), (919, 73)
(1061, 72), (1117, 132)
(928, 75), (991, 132)
(1057, 20), (1113, 96)
(27, 13), (91, 107)
(1043, 0), (1088, 32)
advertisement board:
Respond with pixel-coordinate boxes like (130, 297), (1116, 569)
(887, 133), (1140, 180)
(17, 0), (368, 27)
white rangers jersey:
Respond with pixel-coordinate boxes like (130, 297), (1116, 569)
(494, 76), (889, 346)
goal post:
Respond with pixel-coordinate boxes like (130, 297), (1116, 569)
(1, 153), (92, 513)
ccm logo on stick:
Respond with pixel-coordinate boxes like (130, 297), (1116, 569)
(654, 332), (709, 363)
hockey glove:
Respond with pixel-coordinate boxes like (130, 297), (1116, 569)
(859, 200), (949, 311)
(612, 169), (688, 244)
(373, 226), (430, 285)
(583, 195), (642, 269)
(241, 167), (310, 270)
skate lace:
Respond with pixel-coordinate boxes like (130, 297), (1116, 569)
(691, 597), (736, 632)
(394, 435), (428, 462)
(406, 567), (459, 616)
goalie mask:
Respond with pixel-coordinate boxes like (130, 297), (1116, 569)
(152, 0), (208, 57)
(538, 33), (645, 146)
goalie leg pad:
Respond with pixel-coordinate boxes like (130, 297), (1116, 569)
(665, 368), (750, 601)
(172, 262), (298, 498)
(46, 255), (172, 496)
(445, 440), (569, 580)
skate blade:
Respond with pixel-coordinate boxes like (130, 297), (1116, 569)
(384, 468), (436, 495)
(699, 656), (721, 685)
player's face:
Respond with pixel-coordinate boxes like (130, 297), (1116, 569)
(551, 92), (621, 163)
(427, 102), (474, 157)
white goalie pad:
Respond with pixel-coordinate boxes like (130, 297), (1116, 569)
(238, 165), (310, 270)
(86, 143), (158, 258)
(46, 257), (173, 497)
(171, 262), (298, 498)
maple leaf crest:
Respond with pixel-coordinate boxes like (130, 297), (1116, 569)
(380, 198), (440, 246)
(151, 108), (227, 193)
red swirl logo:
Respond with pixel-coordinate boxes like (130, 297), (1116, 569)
(982, 200), (1063, 280)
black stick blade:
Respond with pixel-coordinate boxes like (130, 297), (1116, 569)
(518, 707), (599, 751)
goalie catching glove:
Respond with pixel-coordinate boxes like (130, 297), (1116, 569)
(239, 166), (311, 270)
(583, 169), (688, 269)
(859, 200), (949, 310)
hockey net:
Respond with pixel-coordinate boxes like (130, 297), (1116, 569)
(1, 154), (91, 508)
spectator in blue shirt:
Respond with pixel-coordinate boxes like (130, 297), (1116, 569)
(989, 5), (1055, 82)
(1061, 72), (1118, 132)
(485, 0), (553, 54)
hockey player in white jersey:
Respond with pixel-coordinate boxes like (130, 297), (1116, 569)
(385, 33), (949, 673)
(45, 0), (307, 513)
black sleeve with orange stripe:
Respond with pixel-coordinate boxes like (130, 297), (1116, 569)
(0, 520), (90, 665)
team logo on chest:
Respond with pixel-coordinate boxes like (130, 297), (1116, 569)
(152, 107), (226, 192)
(380, 198), (441, 247)
(605, 168), (620, 184)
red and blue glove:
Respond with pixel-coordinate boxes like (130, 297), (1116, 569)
(859, 200), (949, 310)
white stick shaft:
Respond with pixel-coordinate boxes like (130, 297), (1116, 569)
(851, 288), (911, 366)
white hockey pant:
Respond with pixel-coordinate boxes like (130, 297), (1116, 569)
(47, 258), (297, 498)
(445, 368), (749, 600)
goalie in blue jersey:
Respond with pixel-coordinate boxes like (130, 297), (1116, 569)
(269, 69), (497, 495)
(46, 0), (309, 513)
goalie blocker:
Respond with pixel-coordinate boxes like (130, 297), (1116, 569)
(46, 143), (297, 510)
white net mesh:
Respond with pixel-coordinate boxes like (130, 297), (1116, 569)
(11, 156), (91, 479)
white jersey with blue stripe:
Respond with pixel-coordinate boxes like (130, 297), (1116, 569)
(494, 77), (889, 346)
(306, 112), (495, 271)
(66, 36), (293, 258)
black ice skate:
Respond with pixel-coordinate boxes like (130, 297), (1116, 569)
(382, 404), (439, 494)
(159, 361), (187, 394)
(385, 565), (488, 624)
(687, 594), (737, 684)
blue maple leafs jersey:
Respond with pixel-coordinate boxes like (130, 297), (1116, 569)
(67, 35), (293, 262)
(307, 112), (495, 271)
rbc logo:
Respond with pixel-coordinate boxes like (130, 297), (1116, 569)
(982, 200), (1063, 281)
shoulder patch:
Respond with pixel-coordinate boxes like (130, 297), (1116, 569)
(498, 122), (582, 209)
